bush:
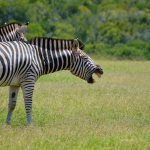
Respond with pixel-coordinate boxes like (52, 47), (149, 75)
(127, 40), (150, 51)
(26, 23), (46, 39)
(85, 41), (150, 60)
(110, 44), (145, 59)
(85, 42), (110, 55)
(85, 43), (95, 54)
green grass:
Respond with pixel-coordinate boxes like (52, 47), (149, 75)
(0, 60), (150, 150)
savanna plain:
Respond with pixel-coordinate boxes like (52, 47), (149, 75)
(0, 59), (150, 150)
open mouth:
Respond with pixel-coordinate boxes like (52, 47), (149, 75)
(87, 67), (103, 84)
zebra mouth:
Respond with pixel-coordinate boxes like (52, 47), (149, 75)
(87, 75), (95, 84)
(87, 67), (103, 84)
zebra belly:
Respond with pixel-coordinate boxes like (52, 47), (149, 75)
(10, 76), (20, 86)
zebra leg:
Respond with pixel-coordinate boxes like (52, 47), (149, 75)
(21, 82), (35, 125)
(6, 86), (19, 125)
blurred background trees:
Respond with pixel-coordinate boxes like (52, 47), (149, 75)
(0, 0), (150, 59)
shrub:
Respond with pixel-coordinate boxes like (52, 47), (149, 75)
(26, 23), (46, 39)
(85, 42), (110, 55)
(85, 43), (95, 54)
(127, 40), (150, 51)
(111, 44), (145, 59)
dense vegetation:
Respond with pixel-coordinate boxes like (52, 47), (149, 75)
(0, 0), (150, 59)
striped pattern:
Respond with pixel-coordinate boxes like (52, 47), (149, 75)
(0, 38), (103, 125)
(0, 22), (27, 42)
(29, 37), (85, 50)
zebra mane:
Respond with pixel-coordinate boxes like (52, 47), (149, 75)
(29, 37), (85, 50)
(0, 22), (22, 28)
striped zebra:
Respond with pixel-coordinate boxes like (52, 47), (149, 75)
(0, 22), (29, 42)
(0, 38), (103, 125)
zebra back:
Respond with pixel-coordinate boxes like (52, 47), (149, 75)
(0, 22), (28, 42)
(29, 37), (85, 51)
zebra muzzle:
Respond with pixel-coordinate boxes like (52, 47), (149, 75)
(87, 66), (104, 83)
(94, 67), (103, 78)
(87, 67), (103, 84)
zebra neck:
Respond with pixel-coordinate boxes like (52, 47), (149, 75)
(37, 47), (73, 75)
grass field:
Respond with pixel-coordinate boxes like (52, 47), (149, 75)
(0, 60), (150, 150)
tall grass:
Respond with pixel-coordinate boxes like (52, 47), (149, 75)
(0, 60), (150, 150)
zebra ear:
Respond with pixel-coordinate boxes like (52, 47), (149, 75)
(72, 39), (79, 51)
(77, 39), (84, 50)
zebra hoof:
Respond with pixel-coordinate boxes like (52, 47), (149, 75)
(6, 121), (11, 125)
(26, 122), (32, 126)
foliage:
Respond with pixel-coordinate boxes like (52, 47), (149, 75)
(0, 0), (150, 59)
(26, 23), (46, 39)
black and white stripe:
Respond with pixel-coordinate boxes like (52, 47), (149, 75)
(0, 38), (103, 125)
(0, 22), (28, 42)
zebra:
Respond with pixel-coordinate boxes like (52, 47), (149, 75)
(0, 38), (103, 125)
(0, 22), (29, 42)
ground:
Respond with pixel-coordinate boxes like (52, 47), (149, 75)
(0, 60), (150, 150)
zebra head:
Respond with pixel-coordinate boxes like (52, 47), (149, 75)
(70, 39), (103, 84)
(15, 22), (29, 41)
